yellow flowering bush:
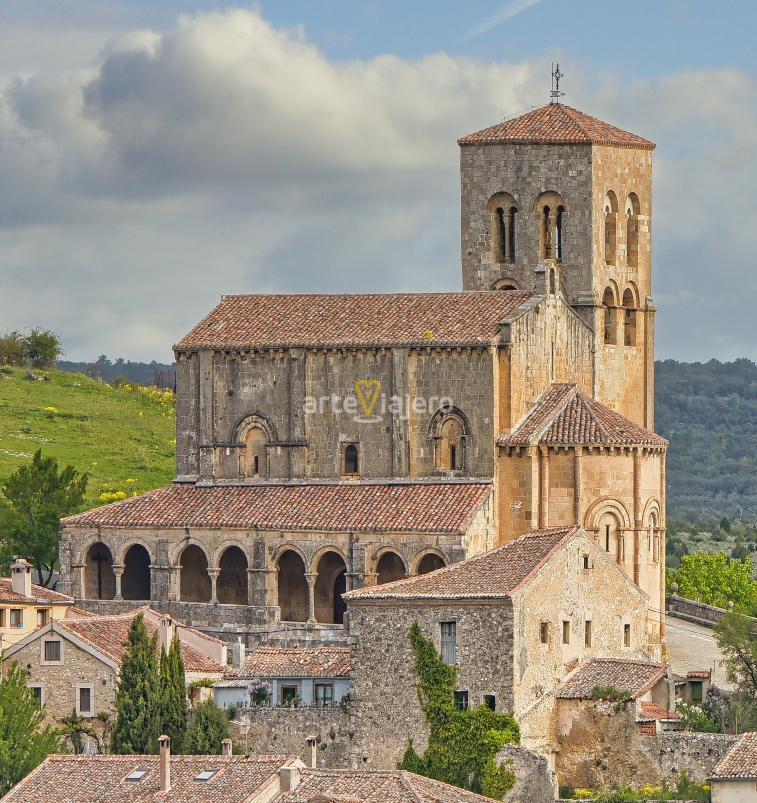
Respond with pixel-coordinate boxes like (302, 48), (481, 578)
(98, 490), (127, 503)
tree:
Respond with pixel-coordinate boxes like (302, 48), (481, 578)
(160, 634), (188, 752)
(111, 614), (161, 755)
(183, 699), (230, 755)
(0, 663), (61, 795)
(0, 450), (88, 586)
(59, 709), (98, 754)
(714, 611), (757, 697)
(22, 329), (63, 368)
(0, 331), (25, 366)
(667, 551), (757, 610)
(397, 622), (519, 798)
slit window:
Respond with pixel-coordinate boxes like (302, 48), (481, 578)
(583, 555), (590, 570)
(540, 622), (549, 644)
(584, 620), (592, 648)
(441, 621), (456, 664)
(624, 623), (631, 647)
(555, 206), (564, 261)
(562, 621), (570, 644)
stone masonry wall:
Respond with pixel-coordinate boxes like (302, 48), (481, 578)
(348, 600), (515, 771)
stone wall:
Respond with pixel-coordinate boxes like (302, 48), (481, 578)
(229, 705), (354, 768)
(643, 732), (736, 784)
(666, 596), (729, 627)
(497, 744), (558, 803)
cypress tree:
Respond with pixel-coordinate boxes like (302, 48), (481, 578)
(160, 634), (188, 752)
(183, 699), (230, 755)
(111, 613), (161, 754)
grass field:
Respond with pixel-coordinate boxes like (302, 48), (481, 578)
(0, 367), (175, 509)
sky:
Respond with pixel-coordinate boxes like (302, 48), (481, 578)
(1, 0), (756, 363)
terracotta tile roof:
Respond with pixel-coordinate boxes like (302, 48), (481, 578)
(0, 577), (72, 604)
(56, 613), (224, 674)
(173, 291), (533, 351)
(496, 384), (668, 448)
(65, 606), (102, 618)
(226, 647), (350, 678)
(686, 670), (711, 679)
(458, 104), (655, 150)
(712, 731), (757, 779)
(0, 754), (296, 803)
(274, 768), (498, 802)
(344, 527), (577, 601)
(639, 702), (679, 721)
(62, 482), (492, 533)
(556, 658), (668, 700)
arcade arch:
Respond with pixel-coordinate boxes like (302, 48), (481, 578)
(121, 544), (151, 600)
(217, 546), (248, 605)
(179, 545), (211, 603)
(376, 551), (406, 584)
(84, 542), (116, 600)
(277, 549), (309, 623)
(314, 551), (347, 625)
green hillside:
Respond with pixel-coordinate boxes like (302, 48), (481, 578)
(0, 367), (175, 508)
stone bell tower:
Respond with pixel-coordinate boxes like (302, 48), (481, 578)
(458, 102), (656, 429)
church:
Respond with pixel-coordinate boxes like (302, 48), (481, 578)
(59, 102), (667, 658)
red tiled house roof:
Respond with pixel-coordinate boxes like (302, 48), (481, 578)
(639, 702), (679, 721)
(226, 647), (350, 678)
(343, 527), (578, 601)
(458, 104), (655, 150)
(711, 731), (757, 779)
(556, 658), (668, 700)
(173, 291), (533, 351)
(0, 578), (72, 604)
(274, 768), (498, 803)
(496, 384), (668, 448)
(62, 482), (492, 533)
(0, 754), (298, 803)
(56, 613), (224, 674)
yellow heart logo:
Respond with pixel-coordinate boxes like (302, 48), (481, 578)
(355, 380), (381, 418)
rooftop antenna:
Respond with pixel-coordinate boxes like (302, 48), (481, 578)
(550, 63), (565, 105)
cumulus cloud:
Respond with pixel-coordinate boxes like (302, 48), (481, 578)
(0, 6), (754, 362)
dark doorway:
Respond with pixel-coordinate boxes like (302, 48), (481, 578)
(122, 544), (151, 600)
(277, 550), (309, 622)
(376, 551), (405, 584)
(179, 545), (211, 603)
(84, 543), (116, 600)
(217, 546), (248, 605)
(417, 553), (446, 575)
(314, 551), (348, 624)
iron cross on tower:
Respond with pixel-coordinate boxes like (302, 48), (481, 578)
(550, 63), (565, 104)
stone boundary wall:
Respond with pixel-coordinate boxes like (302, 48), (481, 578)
(665, 596), (730, 628)
(642, 731), (737, 784)
(229, 705), (355, 768)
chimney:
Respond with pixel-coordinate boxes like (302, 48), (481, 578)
(231, 638), (246, 670)
(306, 734), (317, 768)
(158, 616), (175, 656)
(221, 739), (232, 757)
(158, 735), (171, 792)
(279, 766), (301, 792)
(10, 558), (32, 598)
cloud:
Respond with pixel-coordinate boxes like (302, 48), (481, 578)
(0, 7), (755, 363)
(466, 0), (546, 38)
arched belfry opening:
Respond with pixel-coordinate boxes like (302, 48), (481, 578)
(623, 288), (637, 346)
(487, 193), (517, 263)
(626, 193), (640, 268)
(604, 191), (618, 265)
(85, 543), (116, 600)
(217, 546), (248, 605)
(603, 286), (617, 345)
(121, 544), (151, 600)
(277, 550), (308, 622)
(535, 192), (566, 260)
(314, 551), (347, 624)
(417, 553), (446, 575)
(376, 552), (406, 584)
(179, 545), (211, 603)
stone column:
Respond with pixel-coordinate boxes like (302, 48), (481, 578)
(305, 573), (317, 624)
(207, 568), (220, 605)
(633, 447), (642, 586)
(113, 565), (124, 601)
(573, 446), (583, 526)
(539, 445), (549, 529)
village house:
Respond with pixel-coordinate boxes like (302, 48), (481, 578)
(710, 731), (757, 803)
(0, 559), (75, 648)
(3, 607), (225, 742)
(214, 645), (350, 709)
(0, 737), (499, 803)
(343, 525), (650, 768)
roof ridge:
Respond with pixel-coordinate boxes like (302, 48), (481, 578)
(531, 384), (579, 445)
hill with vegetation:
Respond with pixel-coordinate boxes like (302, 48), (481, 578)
(0, 367), (175, 509)
(57, 356), (175, 388)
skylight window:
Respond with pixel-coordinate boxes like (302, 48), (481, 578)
(195, 769), (219, 781)
(125, 768), (150, 781)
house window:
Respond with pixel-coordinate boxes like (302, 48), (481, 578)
(280, 685), (298, 706)
(343, 444), (359, 476)
(583, 555), (590, 570)
(540, 622), (549, 644)
(623, 623), (631, 647)
(584, 620), (592, 648)
(44, 640), (61, 662)
(453, 690), (469, 711)
(562, 621), (570, 645)
(483, 694), (496, 711)
(690, 681), (703, 705)
(77, 685), (93, 716)
(440, 621), (456, 665)
(315, 684), (333, 708)
(37, 609), (49, 627)
(0, 609), (5, 628)
(28, 686), (43, 707)
(10, 609), (22, 628)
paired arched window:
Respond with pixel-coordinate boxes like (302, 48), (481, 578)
(488, 193), (517, 263)
(431, 409), (469, 473)
(623, 288), (637, 346)
(535, 192), (566, 261)
(598, 512), (623, 563)
(603, 286), (617, 345)
(604, 191), (618, 265)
